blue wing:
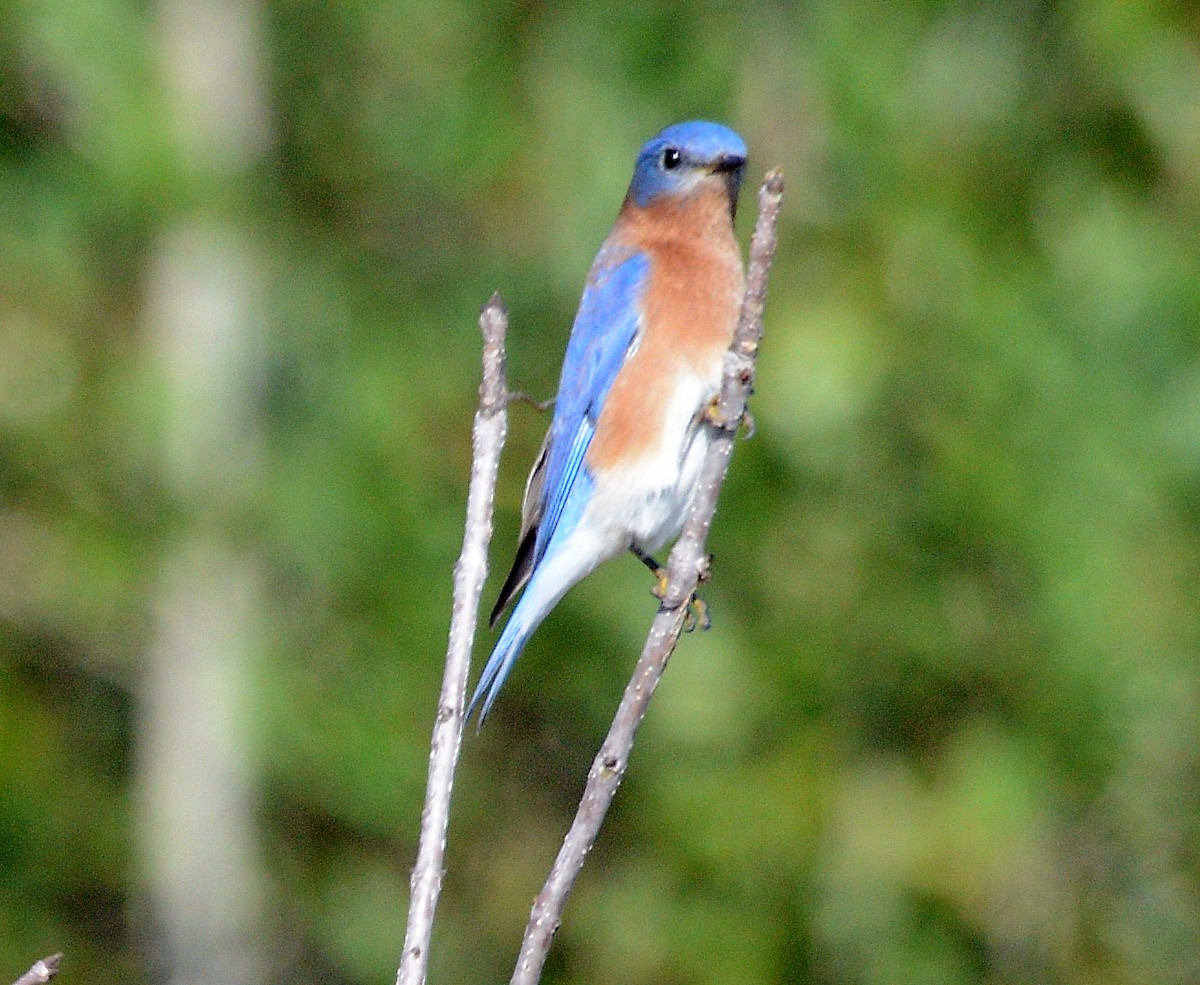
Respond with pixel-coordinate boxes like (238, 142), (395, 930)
(535, 246), (649, 559)
(486, 245), (649, 625)
(470, 246), (649, 724)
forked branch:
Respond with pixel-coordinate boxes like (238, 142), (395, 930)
(397, 168), (782, 985)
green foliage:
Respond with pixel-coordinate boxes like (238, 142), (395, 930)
(2, 0), (1199, 982)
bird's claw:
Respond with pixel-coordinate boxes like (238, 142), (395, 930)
(649, 554), (713, 629)
(682, 594), (712, 633)
(702, 398), (755, 438)
(739, 407), (756, 438)
(702, 397), (723, 426)
(650, 567), (669, 601)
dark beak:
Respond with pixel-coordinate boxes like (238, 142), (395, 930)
(710, 153), (747, 219)
(711, 152), (747, 174)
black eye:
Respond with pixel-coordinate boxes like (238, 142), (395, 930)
(661, 147), (681, 170)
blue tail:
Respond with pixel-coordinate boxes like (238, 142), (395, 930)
(468, 494), (603, 727)
(467, 597), (540, 727)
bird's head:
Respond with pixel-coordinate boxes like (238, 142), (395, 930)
(625, 121), (747, 218)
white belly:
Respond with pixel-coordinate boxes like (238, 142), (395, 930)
(584, 368), (719, 554)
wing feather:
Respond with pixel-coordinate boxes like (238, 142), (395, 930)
(489, 246), (649, 622)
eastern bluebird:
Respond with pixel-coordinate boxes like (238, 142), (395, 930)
(469, 121), (747, 725)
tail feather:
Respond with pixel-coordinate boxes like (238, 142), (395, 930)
(489, 524), (537, 627)
(467, 607), (535, 727)
(468, 509), (614, 727)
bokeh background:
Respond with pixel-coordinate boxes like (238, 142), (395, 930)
(3, 0), (1200, 982)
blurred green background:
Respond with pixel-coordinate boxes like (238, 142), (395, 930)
(3, 0), (1200, 982)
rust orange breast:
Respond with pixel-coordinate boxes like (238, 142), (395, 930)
(586, 186), (745, 472)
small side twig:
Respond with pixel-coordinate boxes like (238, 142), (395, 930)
(509, 169), (785, 985)
(11, 954), (61, 985)
(396, 294), (510, 985)
(506, 391), (555, 412)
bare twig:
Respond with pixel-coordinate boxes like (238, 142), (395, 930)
(397, 294), (510, 985)
(509, 170), (784, 985)
(11, 953), (61, 985)
(505, 390), (555, 412)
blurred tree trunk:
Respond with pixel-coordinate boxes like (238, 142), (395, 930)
(135, 1), (271, 983)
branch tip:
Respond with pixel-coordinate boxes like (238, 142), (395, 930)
(11, 953), (62, 985)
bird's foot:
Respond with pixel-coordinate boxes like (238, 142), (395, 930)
(702, 396), (723, 426)
(682, 593), (712, 633)
(702, 397), (755, 437)
(632, 547), (668, 599)
(739, 406), (756, 438)
(633, 547), (714, 630)
(652, 569), (669, 601)
(683, 553), (713, 631)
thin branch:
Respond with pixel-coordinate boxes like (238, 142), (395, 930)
(505, 390), (555, 412)
(11, 954), (61, 985)
(397, 293), (510, 985)
(509, 169), (785, 985)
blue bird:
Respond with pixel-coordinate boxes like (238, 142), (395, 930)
(469, 121), (747, 725)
